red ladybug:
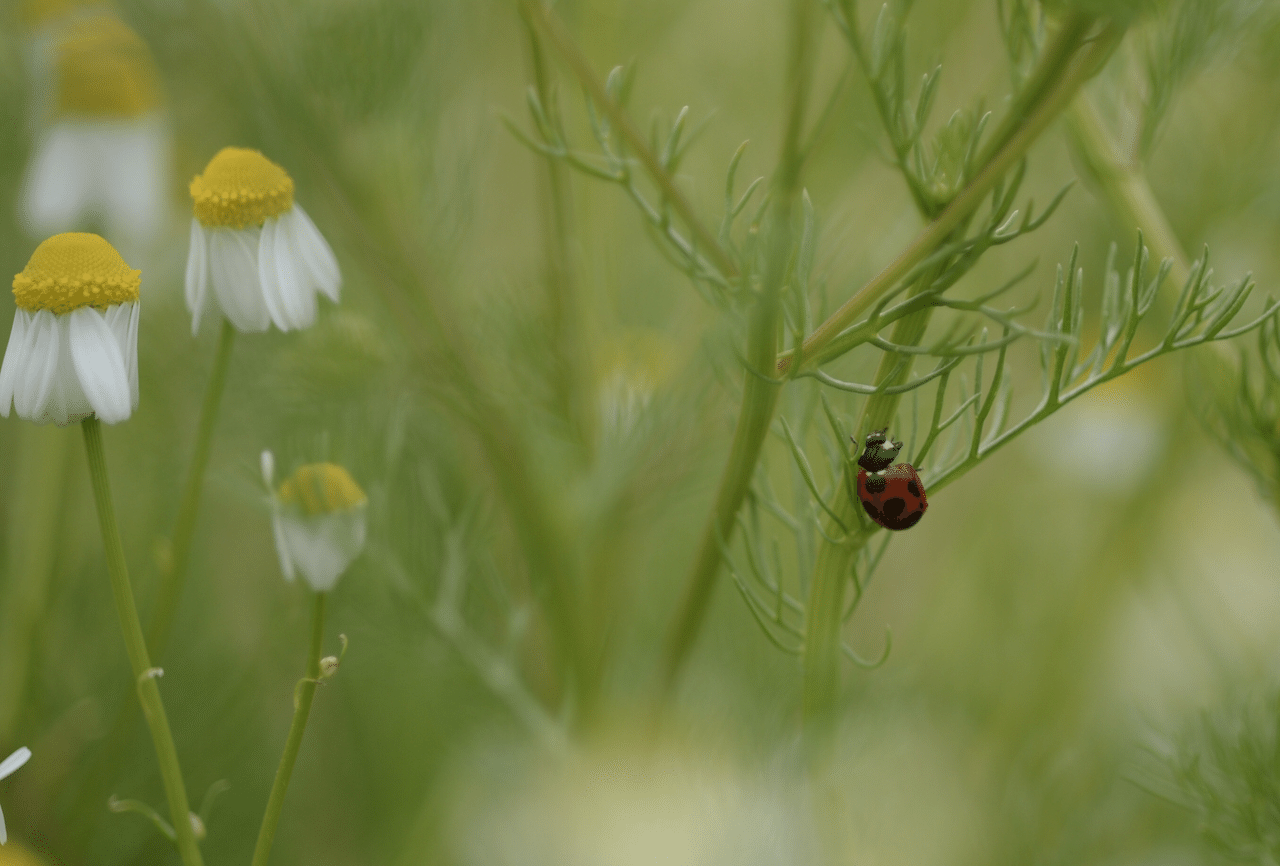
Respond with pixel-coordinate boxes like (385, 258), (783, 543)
(854, 428), (927, 531)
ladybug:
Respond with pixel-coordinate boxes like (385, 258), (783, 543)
(854, 428), (928, 531)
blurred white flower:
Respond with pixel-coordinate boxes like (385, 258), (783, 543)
(261, 452), (367, 593)
(0, 746), (32, 845)
(186, 148), (340, 335)
(19, 15), (170, 250)
(0, 233), (140, 426)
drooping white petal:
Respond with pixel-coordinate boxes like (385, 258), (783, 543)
(105, 302), (140, 410)
(44, 314), (92, 426)
(0, 800), (6, 844)
(271, 213), (317, 330)
(276, 507), (366, 592)
(256, 217), (297, 331)
(100, 118), (169, 246)
(0, 310), (32, 418)
(260, 450), (275, 487)
(272, 510), (296, 583)
(0, 747), (30, 780)
(21, 123), (91, 234)
(209, 227), (270, 333)
(185, 218), (209, 336)
(69, 306), (132, 424)
(288, 205), (341, 303)
(13, 310), (60, 423)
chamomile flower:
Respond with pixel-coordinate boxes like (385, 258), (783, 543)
(0, 233), (140, 426)
(0, 746), (32, 845)
(186, 148), (340, 335)
(20, 15), (170, 249)
(261, 452), (367, 593)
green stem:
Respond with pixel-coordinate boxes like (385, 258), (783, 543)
(81, 417), (203, 866)
(659, 0), (817, 693)
(784, 16), (1122, 372)
(252, 591), (326, 866)
(1067, 94), (1191, 284)
(148, 319), (236, 658)
(517, 0), (739, 281)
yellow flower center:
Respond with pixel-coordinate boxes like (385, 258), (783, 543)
(278, 463), (367, 516)
(190, 147), (295, 229)
(54, 17), (161, 118)
(12, 233), (140, 314)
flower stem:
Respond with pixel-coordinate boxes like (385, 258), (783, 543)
(147, 319), (236, 657)
(81, 417), (204, 866)
(658, 0), (818, 694)
(252, 591), (326, 866)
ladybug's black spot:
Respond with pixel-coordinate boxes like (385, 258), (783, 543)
(882, 497), (906, 519)
(864, 474), (887, 494)
(906, 479), (920, 498)
(898, 510), (923, 529)
(862, 501), (880, 521)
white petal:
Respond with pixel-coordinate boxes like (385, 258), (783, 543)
(69, 306), (132, 424)
(105, 302), (140, 410)
(100, 119), (169, 244)
(21, 124), (90, 234)
(14, 310), (60, 424)
(0, 800), (6, 845)
(44, 315), (90, 426)
(277, 508), (366, 592)
(209, 228), (270, 333)
(0, 748), (30, 780)
(256, 217), (296, 331)
(272, 510), (296, 582)
(0, 310), (32, 418)
(185, 218), (209, 336)
(260, 450), (275, 487)
(288, 205), (340, 303)
(272, 213), (317, 330)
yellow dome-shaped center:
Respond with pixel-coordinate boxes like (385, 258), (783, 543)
(278, 463), (367, 516)
(190, 147), (295, 229)
(54, 17), (161, 118)
(13, 233), (140, 314)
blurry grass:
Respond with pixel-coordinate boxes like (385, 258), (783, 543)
(0, 1), (1276, 864)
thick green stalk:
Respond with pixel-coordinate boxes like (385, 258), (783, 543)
(802, 295), (936, 730)
(659, 0), (817, 693)
(784, 17), (1122, 372)
(0, 425), (71, 740)
(252, 592), (326, 866)
(1067, 95), (1191, 284)
(81, 417), (203, 866)
(148, 319), (236, 657)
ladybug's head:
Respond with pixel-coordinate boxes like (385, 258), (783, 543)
(856, 427), (902, 473)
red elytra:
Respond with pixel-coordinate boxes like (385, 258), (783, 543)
(853, 427), (928, 531)
(856, 463), (927, 531)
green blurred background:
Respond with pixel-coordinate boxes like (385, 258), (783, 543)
(1, 1), (1280, 864)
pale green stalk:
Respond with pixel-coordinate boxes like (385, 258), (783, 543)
(0, 425), (71, 740)
(148, 319), (236, 657)
(252, 591), (326, 866)
(81, 417), (204, 866)
(659, 0), (818, 695)
(1068, 94), (1191, 284)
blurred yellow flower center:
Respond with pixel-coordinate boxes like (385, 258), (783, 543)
(12, 233), (140, 314)
(278, 463), (367, 516)
(190, 147), (295, 229)
(54, 17), (161, 118)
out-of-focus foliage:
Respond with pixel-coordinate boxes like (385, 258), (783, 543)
(0, 1), (1278, 865)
